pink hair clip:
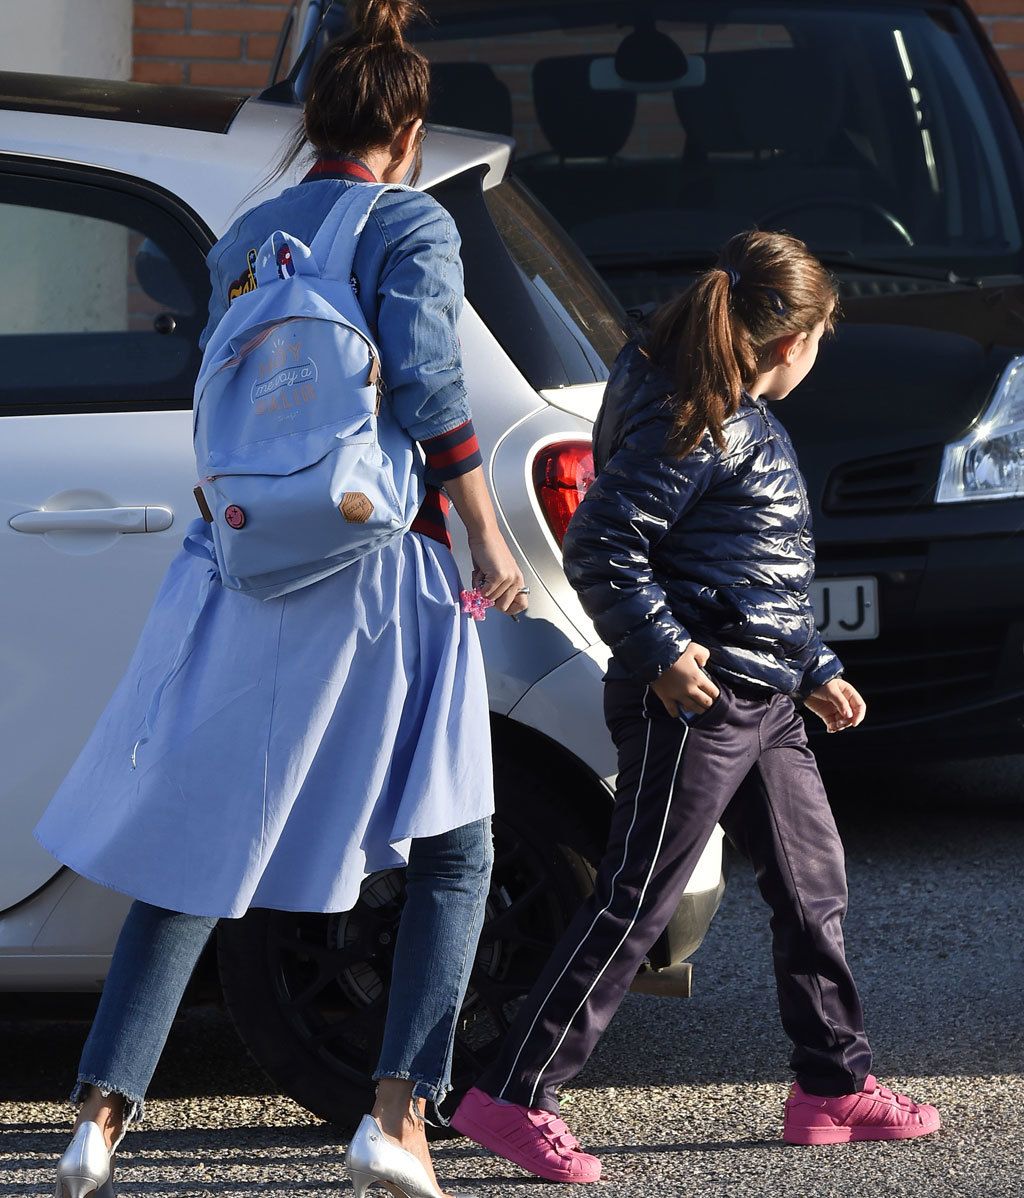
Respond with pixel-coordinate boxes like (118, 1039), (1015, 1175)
(460, 587), (495, 621)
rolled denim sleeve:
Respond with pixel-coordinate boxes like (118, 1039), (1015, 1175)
(562, 434), (718, 683)
(374, 193), (470, 442)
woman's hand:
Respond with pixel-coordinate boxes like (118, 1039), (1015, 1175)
(443, 467), (528, 619)
(651, 643), (719, 718)
(468, 530), (529, 617)
(805, 678), (866, 733)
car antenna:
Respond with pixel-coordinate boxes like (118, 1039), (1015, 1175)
(259, 0), (338, 105)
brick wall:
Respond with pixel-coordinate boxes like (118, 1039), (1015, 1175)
(132, 1), (291, 90)
(973, 0), (1024, 98)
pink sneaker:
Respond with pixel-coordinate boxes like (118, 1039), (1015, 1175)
(784, 1075), (941, 1145)
(452, 1086), (602, 1183)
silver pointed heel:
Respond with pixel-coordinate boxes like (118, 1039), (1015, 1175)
(55, 1122), (118, 1198)
(55, 1180), (96, 1198)
(344, 1115), (469, 1198)
(347, 1169), (377, 1198)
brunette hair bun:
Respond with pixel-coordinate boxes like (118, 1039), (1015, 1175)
(293, 0), (431, 164)
(349, 0), (425, 45)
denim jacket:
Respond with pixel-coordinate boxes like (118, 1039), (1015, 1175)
(202, 167), (471, 445)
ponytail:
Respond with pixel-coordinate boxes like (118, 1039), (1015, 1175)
(646, 230), (838, 457)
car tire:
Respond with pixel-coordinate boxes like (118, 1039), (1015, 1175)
(216, 761), (596, 1132)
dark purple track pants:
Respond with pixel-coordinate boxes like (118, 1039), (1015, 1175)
(478, 677), (872, 1114)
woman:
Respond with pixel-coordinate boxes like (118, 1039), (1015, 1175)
(454, 231), (939, 1181)
(37, 3), (523, 1196)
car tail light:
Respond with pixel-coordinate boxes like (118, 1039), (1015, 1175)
(533, 441), (595, 546)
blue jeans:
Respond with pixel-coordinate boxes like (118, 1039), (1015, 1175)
(73, 818), (492, 1125)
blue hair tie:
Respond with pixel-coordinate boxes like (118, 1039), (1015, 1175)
(765, 288), (788, 315)
(725, 267), (741, 289)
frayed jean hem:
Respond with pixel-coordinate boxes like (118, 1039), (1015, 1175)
(71, 1076), (144, 1127)
(372, 1070), (452, 1127)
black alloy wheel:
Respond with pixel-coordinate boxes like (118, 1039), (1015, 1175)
(217, 772), (595, 1132)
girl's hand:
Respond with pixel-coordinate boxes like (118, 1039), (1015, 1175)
(806, 678), (867, 733)
(468, 531), (529, 617)
(651, 643), (719, 718)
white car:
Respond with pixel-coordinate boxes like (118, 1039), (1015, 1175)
(0, 69), (723, 1126)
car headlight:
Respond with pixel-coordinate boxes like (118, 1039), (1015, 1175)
(936, 355), (1024, 503)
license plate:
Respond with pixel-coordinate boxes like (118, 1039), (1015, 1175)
(810, 577), (879, 641)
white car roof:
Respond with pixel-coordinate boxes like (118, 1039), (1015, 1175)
(0, 72), (513, 237)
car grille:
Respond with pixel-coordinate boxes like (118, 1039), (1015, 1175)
(824, 446), (944, 514)
(831, 625), (1005, 724)
(839, 277), (957, 300)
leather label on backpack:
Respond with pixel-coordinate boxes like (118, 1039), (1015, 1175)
(193, 485), (214, 523)
(340, 492), (374, 524)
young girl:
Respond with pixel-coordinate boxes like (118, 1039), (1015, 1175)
(38, 4), (524, 1197)
(453, 230), (940, 1182)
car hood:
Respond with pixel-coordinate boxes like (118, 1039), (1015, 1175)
(547, 282), (1024, 480)
(776, 282), (1024, 466)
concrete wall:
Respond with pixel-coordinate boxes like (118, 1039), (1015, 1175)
(0, 0), (132, 80)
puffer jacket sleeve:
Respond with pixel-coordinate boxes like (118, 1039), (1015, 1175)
(374, 192), (471, 442)
(563, 427), (718, 683)
(795, 630), (844, 698)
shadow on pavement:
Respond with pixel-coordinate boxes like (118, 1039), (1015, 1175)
(4, 760), (1021, 1120)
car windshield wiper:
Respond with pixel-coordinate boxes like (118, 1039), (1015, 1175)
(590, 247), (968, 278)
(589, 247), (1023, 289)
(812, 251), (1018, 288)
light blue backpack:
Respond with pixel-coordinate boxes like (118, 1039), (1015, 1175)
(192, 184), (425, 601)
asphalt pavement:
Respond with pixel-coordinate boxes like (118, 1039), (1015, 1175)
(2, 756), (1022, 1198)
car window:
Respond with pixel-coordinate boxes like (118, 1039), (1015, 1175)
(482, 178), (629, 378)
(404, 2), (1024, 303)
(432, 169), (630, 390)
(0, 173), (210, 415)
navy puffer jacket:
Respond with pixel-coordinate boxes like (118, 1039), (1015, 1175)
(562, 341), (842, 698)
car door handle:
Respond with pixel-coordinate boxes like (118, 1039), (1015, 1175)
(8, 506), (174, 534)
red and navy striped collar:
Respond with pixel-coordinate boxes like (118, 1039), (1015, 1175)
(302, 157), (378, 183)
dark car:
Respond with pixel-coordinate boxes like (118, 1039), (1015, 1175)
(309, 0), (1024, 760)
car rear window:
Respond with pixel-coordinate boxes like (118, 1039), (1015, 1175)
(432, 169), (630, 390)
(482, 178), (629, 377)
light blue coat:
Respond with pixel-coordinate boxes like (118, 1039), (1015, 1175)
(35, 177), (493, 918)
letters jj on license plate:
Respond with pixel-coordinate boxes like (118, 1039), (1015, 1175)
(809, 577), (879, 641)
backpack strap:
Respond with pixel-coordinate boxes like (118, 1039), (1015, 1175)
(309, 182), (416, 286)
